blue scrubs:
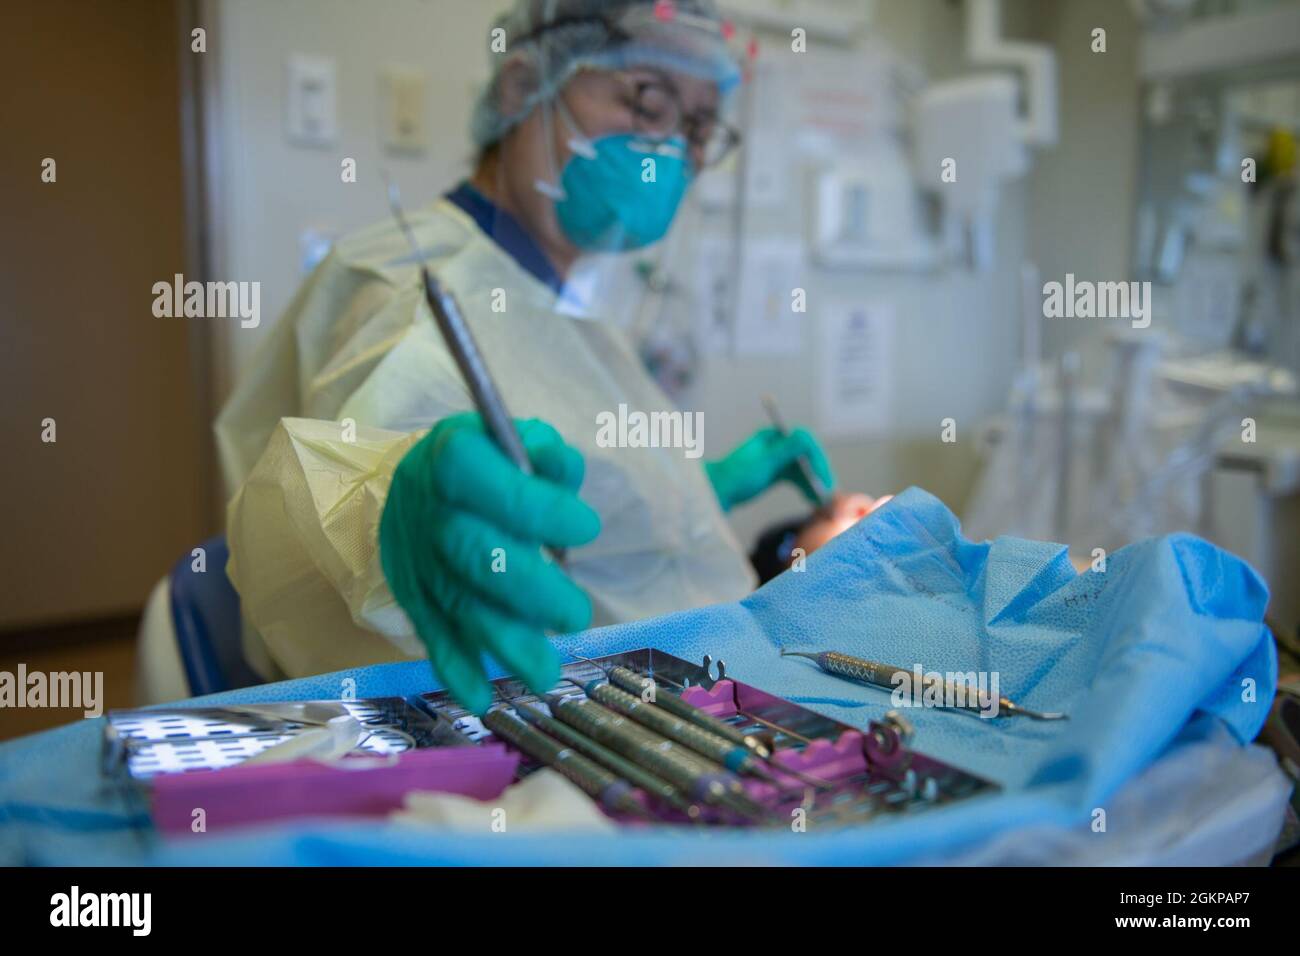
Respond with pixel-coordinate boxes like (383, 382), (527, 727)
(445, 181), (564, 294)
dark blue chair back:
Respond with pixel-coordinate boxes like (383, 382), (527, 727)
(169, 534), (261, 695)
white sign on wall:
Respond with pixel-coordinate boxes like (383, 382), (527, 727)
(816, 301), (894, 437)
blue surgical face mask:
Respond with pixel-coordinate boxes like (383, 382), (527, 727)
(547, 104), (695, 252)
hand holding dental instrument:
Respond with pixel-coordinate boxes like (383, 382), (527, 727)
(384, 176), (566, 563)
(761, 393), (833, 514)
(780, 649), (1068, 721)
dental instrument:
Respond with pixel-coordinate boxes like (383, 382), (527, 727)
(572, 676), (831, 793)
(544, 692), (769, 820)
(496, 688), (702, 818)
(480, 707), (653, 820)
(384, 175), (565, 562)
(573, 655), (771, 757)
(780, 649), (1068, 720)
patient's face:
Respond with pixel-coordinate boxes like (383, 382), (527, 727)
(793, 492), (893, 555)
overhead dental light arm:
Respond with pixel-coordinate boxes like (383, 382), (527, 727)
(966, 0), (1059, 148)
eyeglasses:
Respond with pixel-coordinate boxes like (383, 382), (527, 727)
(614, 75), (741, 169)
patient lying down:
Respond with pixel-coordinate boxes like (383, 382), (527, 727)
(749, 492), (892, 583)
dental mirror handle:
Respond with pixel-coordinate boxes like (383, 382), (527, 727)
(420, 270), (566, 564)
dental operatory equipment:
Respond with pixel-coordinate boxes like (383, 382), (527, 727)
(762, 393), (833, 513)
(780, 649), (1068, 721)
(104, 649), (1002, 833)
(384, 176), (565, 562)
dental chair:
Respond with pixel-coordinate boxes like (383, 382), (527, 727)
(135, 534), (262, 703)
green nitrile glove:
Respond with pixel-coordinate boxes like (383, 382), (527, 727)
(704, 426), (836, 513)
(379, 412), (600, 714)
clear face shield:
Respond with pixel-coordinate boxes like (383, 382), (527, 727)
(481, 1), (748, 391)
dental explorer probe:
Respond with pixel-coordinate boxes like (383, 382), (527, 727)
(384, 176), (565, 563)
(761, 393), (833, 515)
(780, 649), (1068, 721)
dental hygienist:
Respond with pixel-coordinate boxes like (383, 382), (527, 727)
(217, 0), (837, 713)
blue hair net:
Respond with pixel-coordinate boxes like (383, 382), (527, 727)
(472, 0), (742, 149)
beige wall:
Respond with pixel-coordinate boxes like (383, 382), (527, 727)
(203, 0), (515, 404)
(0, 0), (209, 631)
(1025, 0), (1143, 368)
